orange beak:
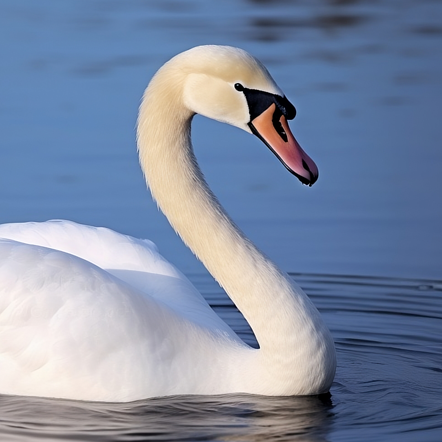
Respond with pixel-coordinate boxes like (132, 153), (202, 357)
(249, 103), (318, 186)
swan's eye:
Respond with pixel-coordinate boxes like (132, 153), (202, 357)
(234, 83), (244, 92)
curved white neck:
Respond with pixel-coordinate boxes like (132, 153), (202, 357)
(137, 72), (335, 393)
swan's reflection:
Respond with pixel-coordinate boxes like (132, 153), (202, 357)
(0, 392), (334, 441)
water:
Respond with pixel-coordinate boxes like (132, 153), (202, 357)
(0, 274), (441, 441)
(0, 0), (441, 440)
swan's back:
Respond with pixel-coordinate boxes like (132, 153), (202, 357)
(0, 220), (212, 315)
(0, 221), (243, 401)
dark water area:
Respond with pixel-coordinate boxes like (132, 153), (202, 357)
(0, 0), (441, 441)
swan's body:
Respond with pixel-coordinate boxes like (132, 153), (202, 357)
(0, 46), (336, 402)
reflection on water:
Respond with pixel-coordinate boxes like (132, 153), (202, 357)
(1, 274), (441, 441)
(0, 392), (333, 442)
(249, 10), (369, 43)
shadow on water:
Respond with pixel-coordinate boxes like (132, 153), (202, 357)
(244, 0), (373, 44)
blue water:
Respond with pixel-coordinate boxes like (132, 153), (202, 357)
(0, 0), (441, 440)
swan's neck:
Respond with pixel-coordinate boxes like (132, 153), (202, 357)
(137, 74), (335, 393)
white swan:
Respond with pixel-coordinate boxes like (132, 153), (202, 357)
(0, 46), (336, 402)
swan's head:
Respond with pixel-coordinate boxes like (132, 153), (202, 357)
(151, 45), (318, 186)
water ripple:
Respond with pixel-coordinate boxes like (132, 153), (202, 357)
(0, 273), (440, 440)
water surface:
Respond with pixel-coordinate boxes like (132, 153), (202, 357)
(0, 0), (441, 441)
(1, 0), (441, 278)
(1, 274), (441, 441)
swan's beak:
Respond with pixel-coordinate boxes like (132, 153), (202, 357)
(249, 103), (319, 186)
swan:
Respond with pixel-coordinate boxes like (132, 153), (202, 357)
(0, 45), (336, 402)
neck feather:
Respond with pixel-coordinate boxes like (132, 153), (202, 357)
(137, 73), (335, 392)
